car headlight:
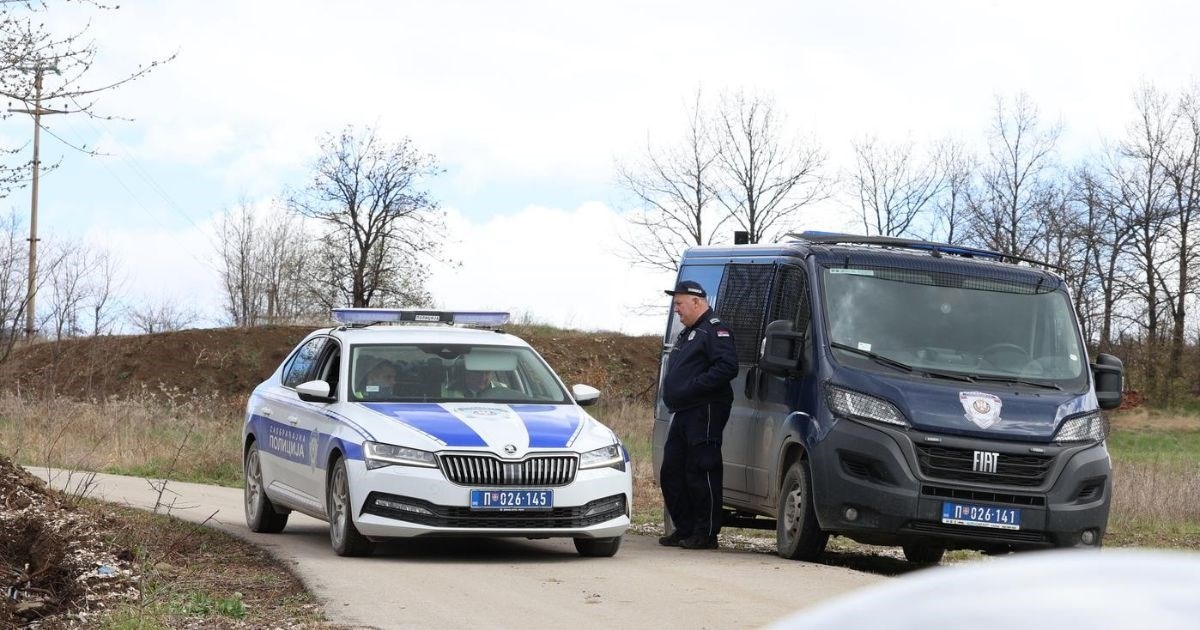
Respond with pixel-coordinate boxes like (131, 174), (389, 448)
(579, 443), (626, 471)
(1053, 412), (1109, 444)
(364, 441), (438, 470)
(825, 384), (909, 428)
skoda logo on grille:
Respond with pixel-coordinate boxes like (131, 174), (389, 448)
(504, 444), (517, 455)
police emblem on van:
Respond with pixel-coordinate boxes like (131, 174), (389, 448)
(960, 391), (1003, 429)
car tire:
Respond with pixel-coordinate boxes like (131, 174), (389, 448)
(327, 456), (374, 557)
(574, 536), (622, 557)
(776, 459), (827, 561)
(244, 443), (289, 533)
(902, 541), (946, 565)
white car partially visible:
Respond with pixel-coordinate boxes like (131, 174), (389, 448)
(242, 309), (632, 557)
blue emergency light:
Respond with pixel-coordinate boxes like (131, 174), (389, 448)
(331, 308), (510, 327)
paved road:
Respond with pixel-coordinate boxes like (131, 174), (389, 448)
(31, 468), (883, 629)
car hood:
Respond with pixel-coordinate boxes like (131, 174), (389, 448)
(837, 369), (1098, 441)
(355, 402), (616, 456)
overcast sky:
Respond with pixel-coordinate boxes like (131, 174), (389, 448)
(5, 0), (1199, 335)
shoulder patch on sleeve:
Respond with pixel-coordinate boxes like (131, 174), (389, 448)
(716, 329), (731, 337)
(709, 317), (721, 324)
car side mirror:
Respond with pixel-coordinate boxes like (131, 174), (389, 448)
(1091, 353), (1123, 411)
(572, 384), (600, 407)
(759, 319), (805, 376)
(297, 379), (335, 403)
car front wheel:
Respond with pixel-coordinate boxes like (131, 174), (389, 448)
(327, 456), (374, 557)
(244, 443), (289, 533)
(574, 536), (622, 557)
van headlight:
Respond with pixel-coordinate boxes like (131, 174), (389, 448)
(364, 441), (438, 470)
(826, 385), (909, 428)
(579, 444), (625, 471)
(1053, 412), (1109, 444)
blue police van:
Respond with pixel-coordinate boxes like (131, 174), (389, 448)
(652, 233), (1124, 564)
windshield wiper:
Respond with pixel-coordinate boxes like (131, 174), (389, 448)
(920, 368), (976, 383)
(967, 374), (1063, 391)
(830, 342), (915, 373)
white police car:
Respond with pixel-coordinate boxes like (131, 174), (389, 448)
(242, 309), (632, 557)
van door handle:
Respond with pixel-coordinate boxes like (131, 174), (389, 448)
(287, 415), (299, 426)
(744, 366), (759, 399)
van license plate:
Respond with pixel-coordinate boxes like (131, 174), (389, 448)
(941, 501), (1021, 530)
(470, 489), (553, 511)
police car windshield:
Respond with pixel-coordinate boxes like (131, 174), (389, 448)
(349, 343), (570, 404)
(822, 267), (1087, 388)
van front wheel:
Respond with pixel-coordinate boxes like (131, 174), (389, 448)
(776, 460), (827, 561)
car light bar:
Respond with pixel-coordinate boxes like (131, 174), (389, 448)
(331, 308), (510, 327)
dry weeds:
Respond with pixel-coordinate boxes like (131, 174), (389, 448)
(0, 385), (244, 486)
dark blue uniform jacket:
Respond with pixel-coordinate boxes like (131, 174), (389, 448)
(662, 309), (739, 412)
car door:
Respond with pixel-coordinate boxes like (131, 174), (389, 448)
(290, 338), (342, 509)
(261, 336), (328, 510)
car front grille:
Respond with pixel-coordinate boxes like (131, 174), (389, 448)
(914, 445), (1054, 487)
(439, 453), (578, 487)
(363, 493), (626, 529)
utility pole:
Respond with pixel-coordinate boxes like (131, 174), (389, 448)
(9, 64), (64, 341)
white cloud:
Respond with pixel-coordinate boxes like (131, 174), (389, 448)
(429, 203), (673, 335)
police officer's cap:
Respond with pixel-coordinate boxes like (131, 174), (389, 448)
(664, 280), (707, 298)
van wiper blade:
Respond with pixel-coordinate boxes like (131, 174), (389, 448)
(830, 342), (914, 373)
(921, 368), (976, 383)
(968, 374), (1063, 391)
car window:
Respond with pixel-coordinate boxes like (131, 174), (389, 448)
(283, 337), (328, 388)
(349, 343), (569, 403)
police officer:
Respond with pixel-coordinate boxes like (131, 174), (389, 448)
(658, 280), (738, 550)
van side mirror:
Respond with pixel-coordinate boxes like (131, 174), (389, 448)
(1091, 353), (1123, 410)
(760, 319), (805, 376)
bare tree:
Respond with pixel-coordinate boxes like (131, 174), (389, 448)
(930, 140), (975, 244)
(86, 248), (122, 335)
(966, 94), (1062, 258)
(1074, 164), (1134, 350)
(259, 209), (317, 324)
(710, 91), (830, 243)
(0, 211), (32, 360)
(1160, 85), (1200, 382)
(216, 201), (265, 327)
(289, 126), (443, 308)
(849, 135), (946, 238)
(45, 238), (88, 340)
(1107, 85), (1176, 388)
(128, 298), (197, 334)
(617, 90), (725, 271)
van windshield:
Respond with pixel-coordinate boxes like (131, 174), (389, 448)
(821, 267), (1087, 388)
(349, 344), (569, 404)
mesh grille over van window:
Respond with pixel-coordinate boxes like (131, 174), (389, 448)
(717, 264), (775, 364)
(769, 264), (808, 329)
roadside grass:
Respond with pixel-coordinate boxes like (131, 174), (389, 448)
(3, 389), (1195, 556)
(83, 501), (327, 628)
(1105, 410), (1200, 548)
(0, 388), (245, 488)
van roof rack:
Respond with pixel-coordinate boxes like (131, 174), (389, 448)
(331, 308), (510, 329)
(786, 231), (1064, 272)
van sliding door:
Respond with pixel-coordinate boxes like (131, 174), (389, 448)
(714, 263), (777, 496)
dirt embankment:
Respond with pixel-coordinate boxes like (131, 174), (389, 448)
(0, 458), (138, 626)
(0, 324), (662, 403)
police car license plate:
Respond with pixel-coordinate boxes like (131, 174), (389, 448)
(941, 501), (1021, 530)
(470, 489), (553, 511)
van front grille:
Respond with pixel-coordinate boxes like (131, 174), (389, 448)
(915, 445), (1054, 487)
